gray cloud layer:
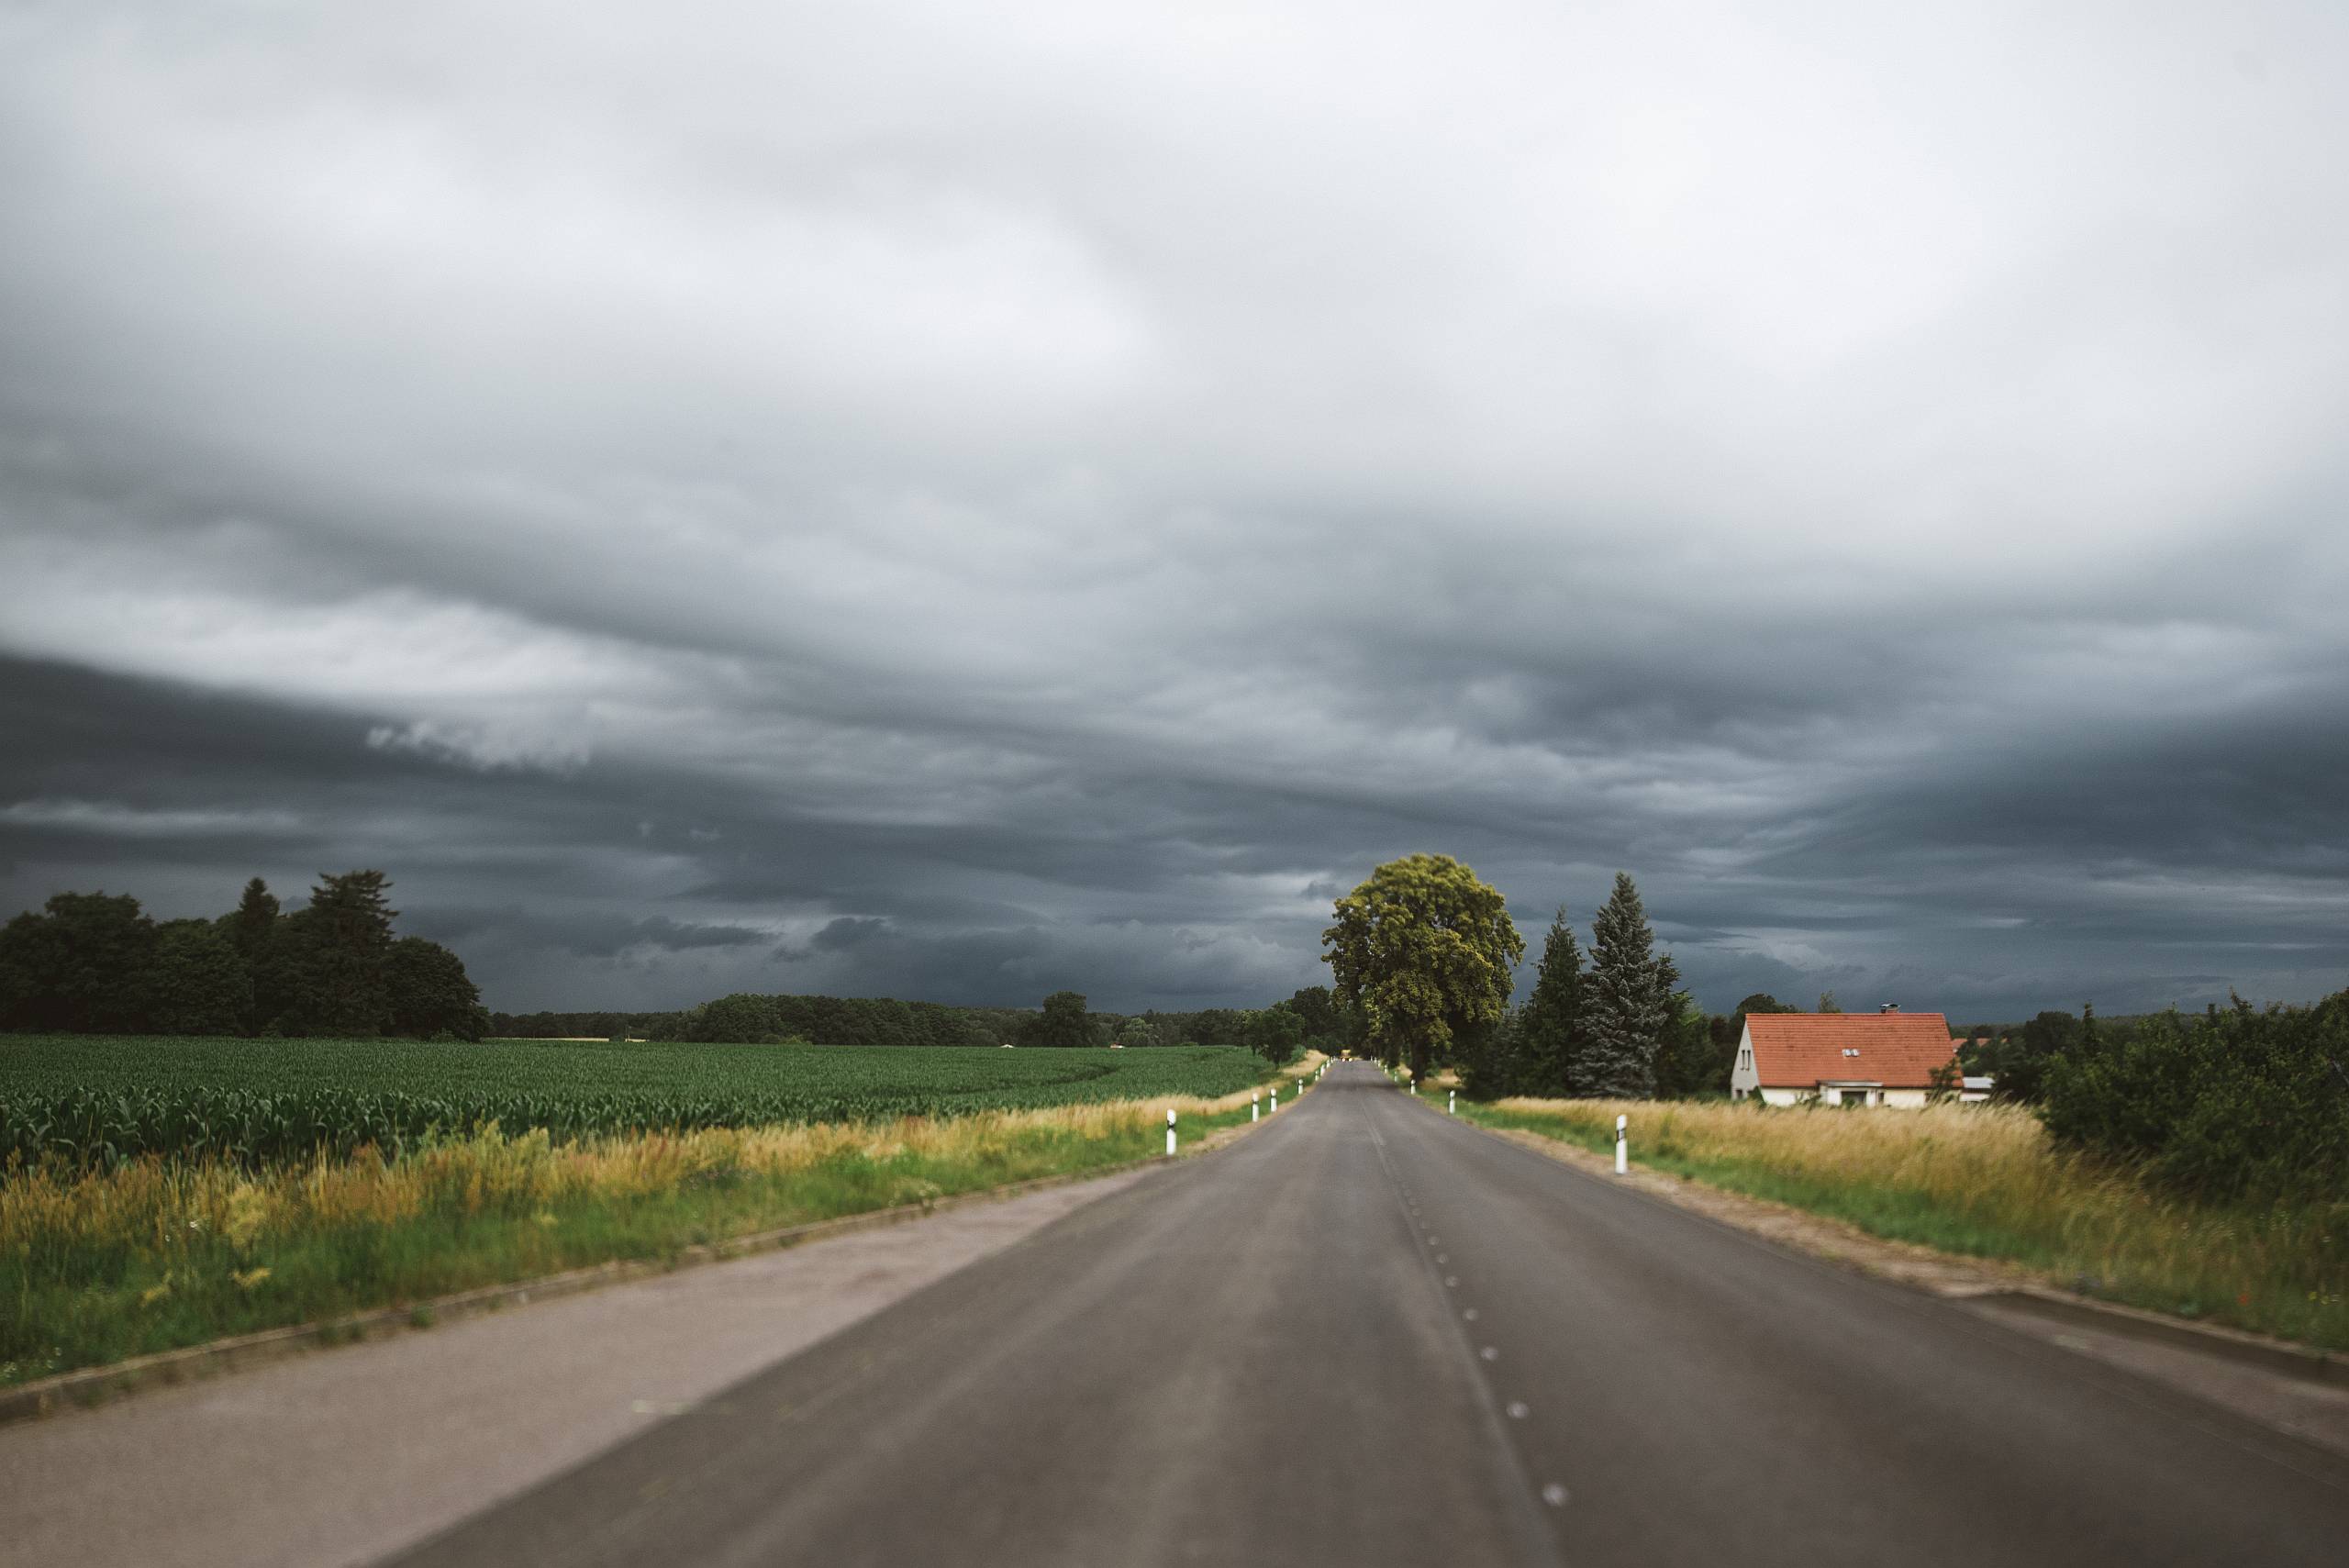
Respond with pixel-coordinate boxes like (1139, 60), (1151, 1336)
(5, 2), (2346, 1018)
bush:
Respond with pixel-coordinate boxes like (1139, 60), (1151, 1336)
(2040, 991), (2349, 1203)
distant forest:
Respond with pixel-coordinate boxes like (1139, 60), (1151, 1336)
(0, 873), (488, 1040)
(496, 984), (1356, 1062)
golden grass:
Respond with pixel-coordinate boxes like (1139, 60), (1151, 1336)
(5, 1055), (1323, 1266)
(2, 1057), (1320, 1383)
(1478, 1097), (2349, 1348)
(2, 1102), (1160, 1265)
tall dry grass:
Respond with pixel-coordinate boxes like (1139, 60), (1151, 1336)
(3, 1089), (1285, 1384)
(2, 1054), (1324, 1384)
(2, 1102), (1172, 1284)
(1480, 1097), (2349, 1349)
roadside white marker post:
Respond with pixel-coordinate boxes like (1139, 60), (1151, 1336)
(1252, 1090), (1260, 1122)
(1448, 1089), (1456, 1115)
(1615, 1114), (1628, 1175)
(1167, 1107), (1177, 1158)
(1272, 1087), (1279, 1112)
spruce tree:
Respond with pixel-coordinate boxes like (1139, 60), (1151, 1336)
(229, 877), (279, 956)
(302, 869), (398, 1036)
(1579, 873), (1671, 1098)
(1515, 909), (1584, 1097)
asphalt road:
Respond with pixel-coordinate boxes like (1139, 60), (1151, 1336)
(387, 1062), (2349, 1567)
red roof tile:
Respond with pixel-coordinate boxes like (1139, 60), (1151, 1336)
(1745, 1012), (1956, 1089)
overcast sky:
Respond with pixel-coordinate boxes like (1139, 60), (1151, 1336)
(4, 2), (2345, 1021)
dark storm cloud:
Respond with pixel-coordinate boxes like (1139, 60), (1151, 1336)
(5, 2), (2347, 1018)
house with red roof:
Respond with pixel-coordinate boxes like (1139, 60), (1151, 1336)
(1730, 1006), (1960, 1107)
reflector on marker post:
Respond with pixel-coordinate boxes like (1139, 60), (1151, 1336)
(1615, 1113), (1628, 1175)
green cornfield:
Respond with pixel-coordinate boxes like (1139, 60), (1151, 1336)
(0, 1035), (1274, 1170)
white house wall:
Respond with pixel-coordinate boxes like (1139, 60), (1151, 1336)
(1730, 1021), (1760, 1097)
(1753, 1085), (1931, 1108)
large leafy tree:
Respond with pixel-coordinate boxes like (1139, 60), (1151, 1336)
(385, 937), (491, 1040)
(0, 893), (160, 1033)
(147, 919), (250, 1036)
(1323, 853), (1523, 1084)
(1029, 989), (1092, 1048)
(1577, 873), (1675, 1098)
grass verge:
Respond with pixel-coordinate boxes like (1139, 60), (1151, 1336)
(2, 1057), (1323, 1387)
(1460, 1096), (2349, 1351)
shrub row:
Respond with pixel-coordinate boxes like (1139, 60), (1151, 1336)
(2040, 991), (2349, 1203)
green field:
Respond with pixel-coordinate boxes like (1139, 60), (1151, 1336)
(0, 1036), (1275, 1169)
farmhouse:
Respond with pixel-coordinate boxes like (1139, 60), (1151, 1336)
(1729, 1006), (1959, 1107)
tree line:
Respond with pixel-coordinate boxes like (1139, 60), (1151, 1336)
(644, 993), (1028, 1049)
(0, 873), (489, 1040)
(635, 984), (1352, 1065)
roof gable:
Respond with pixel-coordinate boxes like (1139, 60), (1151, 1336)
(1743, 1012), (1956, 1089)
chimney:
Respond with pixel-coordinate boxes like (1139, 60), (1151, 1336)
(1880, 1002), (1898, 1014)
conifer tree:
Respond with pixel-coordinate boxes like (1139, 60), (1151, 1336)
(229, 876), (279, 956)
(302, 869), (398, 1036)
(1514, 908), (1584, 1097)
(1579, 873), (1672, 1098)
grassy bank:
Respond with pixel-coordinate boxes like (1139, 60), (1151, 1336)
(2, 1059), (1322, 1386)
(1462, 1096), (2349, 1351)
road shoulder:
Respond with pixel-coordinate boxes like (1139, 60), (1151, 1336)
(1458, 1113), (2349, 1462)
(0, 1165), (1153, 1568)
